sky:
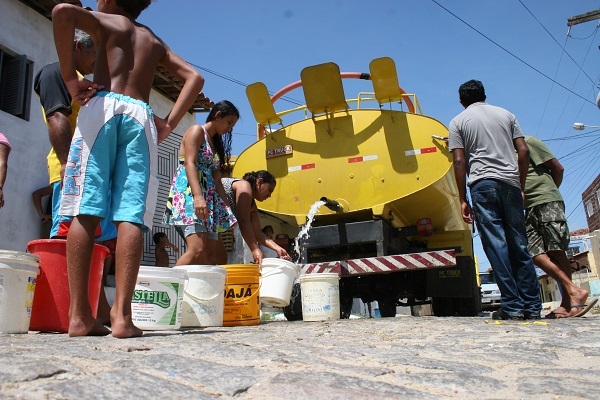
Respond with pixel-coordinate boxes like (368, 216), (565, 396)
(81, 0), (600, 271)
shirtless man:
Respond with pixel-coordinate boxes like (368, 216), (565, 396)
(52, 0), (204, 338)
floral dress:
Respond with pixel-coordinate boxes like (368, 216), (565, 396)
(163, 127), (237, 233)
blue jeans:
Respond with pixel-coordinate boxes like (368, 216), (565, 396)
(470, 179), (542, 317)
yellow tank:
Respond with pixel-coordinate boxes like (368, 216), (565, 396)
(233, 58), (467, 237)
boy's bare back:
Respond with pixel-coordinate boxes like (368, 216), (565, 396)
(91, 13), (165, 103)
(53, 2), (203, 138)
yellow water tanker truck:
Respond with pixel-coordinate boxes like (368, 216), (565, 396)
(233, 57), (481, 318)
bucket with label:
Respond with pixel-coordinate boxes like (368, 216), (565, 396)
(222, 264), (260, 326)
(260, 258), (300, 308)
(26, 239), (109, 333)
(173, 265), (226, 327)
(299, 273), (340, 321)
(132, 266), (185, 330)
(0, 251), (40, 334)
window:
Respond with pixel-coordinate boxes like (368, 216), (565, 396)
(0, 46), (32, 120)
(567, 246), (580, 257)
(586, 199), (594, 217)
(597, 190), (600, 209)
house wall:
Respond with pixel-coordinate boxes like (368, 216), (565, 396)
(582, 173), (600, 232)
(0, 0), (196, 257)
(0, 0), (56, 251)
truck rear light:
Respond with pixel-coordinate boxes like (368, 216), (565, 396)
(416, 218), (433, 236)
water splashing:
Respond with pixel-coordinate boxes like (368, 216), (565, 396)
(293, 200), (326, 263)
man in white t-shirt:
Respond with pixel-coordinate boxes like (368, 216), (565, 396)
(448, 79), (541, 320)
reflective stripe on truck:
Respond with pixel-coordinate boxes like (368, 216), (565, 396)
(301, 249), (456, 276)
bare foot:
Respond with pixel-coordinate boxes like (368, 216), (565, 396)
(544, 309), (569, 319)
(68, 316), (111, 337)
(110, 310), (143, 339)
(565, 290), (589, 318)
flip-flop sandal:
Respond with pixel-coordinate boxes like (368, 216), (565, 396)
(571, 298), (599, 318)
(544, 311), (568, 319)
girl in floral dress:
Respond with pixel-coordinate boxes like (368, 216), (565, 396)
(164, 101), (239, 265)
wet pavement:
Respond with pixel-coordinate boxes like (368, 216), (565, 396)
(1, 313), (599, 399)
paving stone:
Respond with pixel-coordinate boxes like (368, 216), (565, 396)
(1, 315), (599, 398)
(250, 371), (437, 399)
(0, 357), (68, 384)
(44, 369), (216, 399)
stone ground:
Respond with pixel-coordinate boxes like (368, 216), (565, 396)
(1, 313), (599, 399)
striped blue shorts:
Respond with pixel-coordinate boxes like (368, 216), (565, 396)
(59, 91), (159, 230)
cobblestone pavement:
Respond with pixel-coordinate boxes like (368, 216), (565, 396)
(1, 314), (599, 399)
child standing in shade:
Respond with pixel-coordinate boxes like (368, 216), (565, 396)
(164, 101), (239, 265)
(153, 232), (178, 267)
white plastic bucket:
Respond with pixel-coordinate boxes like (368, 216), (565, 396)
(0, 250), (40, 333)
(299, 272), (340, 321)
(131, 266), (185, 330)
(260, 258), (300, 308)
(173, 265), (226, 327)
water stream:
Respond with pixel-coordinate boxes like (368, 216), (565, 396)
(293, 200), (326, 263)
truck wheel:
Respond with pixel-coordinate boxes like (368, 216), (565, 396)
(283, 283), (303, 321)
(378, 301), (397, 318)
(340, 294), (353, 319)
(431, 297), (454, 316)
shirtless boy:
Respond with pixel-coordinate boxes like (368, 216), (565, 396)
(52, 0), (203, 338)
(153, 232), (178, 267)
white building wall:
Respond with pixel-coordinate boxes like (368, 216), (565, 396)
(0, 0), (57, 251)
(0, 0), (195, 253)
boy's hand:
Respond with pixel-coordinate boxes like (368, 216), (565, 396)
(154, 116), (172, 144)
(65, 76), (103, 106)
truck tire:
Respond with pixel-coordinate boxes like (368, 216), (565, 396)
(283, 283), (303, 321)
(453, 296), (481, 316)
(378, 301), (397, 318)
(340, 294), (353, 319)
(432, 295), (481, 317)
(432, 297), (455, 316)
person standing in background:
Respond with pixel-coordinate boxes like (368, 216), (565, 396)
(34, 29), (117, 242)
(448, 79), (542, 320)
(262, 225), (274, 240)
(523, 135), (597, 318)
(153, 232), (179, 267)
(0, 132), (12, 209)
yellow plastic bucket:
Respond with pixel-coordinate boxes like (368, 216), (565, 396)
(222, 264), (260, 326)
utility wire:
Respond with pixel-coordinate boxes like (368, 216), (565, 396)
(430, 0), (596, 106)
(187, 61), (305, 107)
(518, 0), (596, 86)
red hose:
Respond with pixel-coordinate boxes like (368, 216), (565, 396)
(270, 72), (415, 113)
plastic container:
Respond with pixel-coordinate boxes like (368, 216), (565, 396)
(222, 264), (260, 326)
(299, 272), (340, 321)
(131, 266), (185, 330)
(0, 250), (40, 333)
(26, 239), (109, 333)
(260, 258), (300, 307)
(173, 265), (226, 327)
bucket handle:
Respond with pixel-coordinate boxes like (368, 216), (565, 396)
(261, 267), (299, 279)
(228, 281), (261, 304)
(183, 276), (223, 302)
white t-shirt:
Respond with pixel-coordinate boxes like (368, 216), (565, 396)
(448, 102), (523, 189)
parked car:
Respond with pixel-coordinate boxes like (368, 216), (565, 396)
(480, 272), (501, 311)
